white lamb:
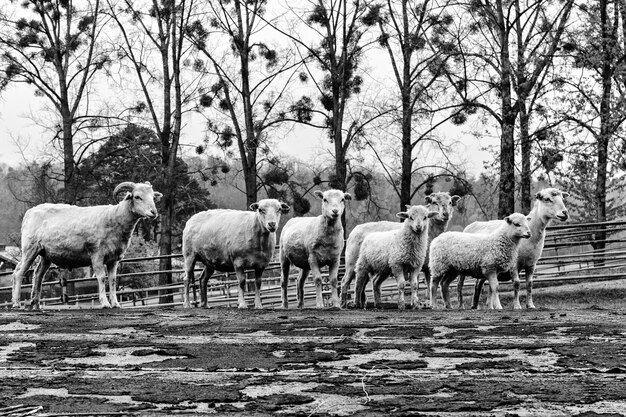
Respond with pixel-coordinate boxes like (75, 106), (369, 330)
(279, 189), (351, 309)
(340, 192), (460, 307)
(458, 188), (569, 309)
(429, 213), (532, 310)
(353, 205), (436, 310)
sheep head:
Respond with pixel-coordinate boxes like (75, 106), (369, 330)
(424, 192), (461, 223)
(397, 205), (437, 234)
(114, 181), (162, 219)
(535, 188), (569, 221)
(250, 199), (290, 233)
(504, 213), (532, 239)
(314, 189), (351, 221)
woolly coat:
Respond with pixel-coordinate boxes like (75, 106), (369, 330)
(183, 209), (276, 273)
(356, 218), (430, 279)
(279, 216), (344, 270)
(429, 226), (523, 280)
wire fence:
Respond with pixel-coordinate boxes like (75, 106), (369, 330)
(2, 219), (626, 309)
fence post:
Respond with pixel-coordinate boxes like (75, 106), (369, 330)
(59, 275), (69, 305)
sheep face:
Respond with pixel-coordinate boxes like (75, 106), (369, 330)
(424, 192), (461, 222)
(535, 188), (569, 221)
(117, 182), (162, 219)
(314, 189), (352, 220)
(504, 213), (532, 239)
(397, 205), (437, 234)
(250, 199), (290, 233)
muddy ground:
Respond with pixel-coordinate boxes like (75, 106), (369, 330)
(1, 306), (626, 416)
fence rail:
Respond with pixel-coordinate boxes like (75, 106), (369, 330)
(3, 219), (626, 309)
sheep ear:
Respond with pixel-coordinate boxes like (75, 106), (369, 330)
(250, 202), (259, 211)
(144, 181), (151, 185)
(504, 216), (512, 224)
(396, 212), (409, 219)
(153, 192), (163, 202)
(343, 192), (352, 201)
(405, 204), (412, 210)
(428, 211), (438, 218)
(561, 191), (570, 198)
(314, 190), (324, 199)
(451, 195), (461, 206)
(280, 202), (291, 213)
(124, 192), (133, 201)
(526, 216), (532, 222)
(535, 192), (543, 201)
(425, 195), (433, 204)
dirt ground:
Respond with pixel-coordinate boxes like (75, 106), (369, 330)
(2, 306), (626, 416)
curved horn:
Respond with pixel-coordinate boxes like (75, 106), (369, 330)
(113, 182), (135, 200)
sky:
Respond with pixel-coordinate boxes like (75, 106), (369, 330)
(0, 81), (495, 177)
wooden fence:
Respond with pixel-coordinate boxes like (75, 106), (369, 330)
(1, 220), (626, 309)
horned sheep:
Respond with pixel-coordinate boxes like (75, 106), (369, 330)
(340, 192), (461, 307)
(459, 188), (569, 309)
(11, 181), (162, 309)
(182, 199), (290, 309)
(354, 205), (436, 310)
(279, 189), (351, 309)
(429, 213), (532, 310)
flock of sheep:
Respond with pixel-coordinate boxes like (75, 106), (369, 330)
(9, 181), (570, 311)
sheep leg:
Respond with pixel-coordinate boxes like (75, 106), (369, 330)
(486, 272), (502, 310)
(28, 257), (51, 310)
(296, 268), (310, 309)
(327, 260), (341, 308)
(511, 269), (523, 310)
(106, 261), (121, 308)
(339, 265), (355, 308)
(410, 269), (420, 309)
(253, 268), (264, 309)
(11, 247), (40, 308)
(183, 255), (196, 308)
(441, 274), (454, 309)
(372, 273), (387, 309)
(428, 272), (443, 309)
(354, 270), (370, 309)
(280, 257), (291, 309)
(199, 268), (212, 308)
(457, 275), (466, 310)
(309, 259), (325, 309)
(472, 278), (486, 310)
(395, 266), (412, 311)
(235, 267), (248, 309)
(93, 262), (112, 308)
(525, 266), (536, 309)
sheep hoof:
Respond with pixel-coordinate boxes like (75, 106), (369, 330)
(111, 303), (121, 309)
(297, 303), (304, 309)
(279, 303), (288, 309)
(398, 303), (406, 311)
(238, 303), (248, 309)
(183, 303), (191, 309)
(513, 303), (522, 310)
(527, 304), (536, 309)
(254, 304), (264, 309)
(458, 305), (465, 310)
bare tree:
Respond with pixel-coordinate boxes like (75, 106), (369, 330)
(445, 0), (572, 216)
(0, 0), (108, 203)
(186, 0), (303, 207)
(107, 0), (199, 302)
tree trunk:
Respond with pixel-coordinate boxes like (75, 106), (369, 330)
(497, 0), (516, 218)
(61, 111), (75, 204)
(519, 102), (532, 213)
(400, 93), (412, 211)
(245, 157), (258, 207)
(595, 0), (613, 265)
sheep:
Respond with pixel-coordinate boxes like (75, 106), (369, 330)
(428, 213), (532, 310)
(353, 205), (437, 310)
(339, 192), (461, 307)
(182, 199), (290, 309)
(458, 188), (569, 309)
(279, 189), (351, 309)
(11, 181), (162, 309)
